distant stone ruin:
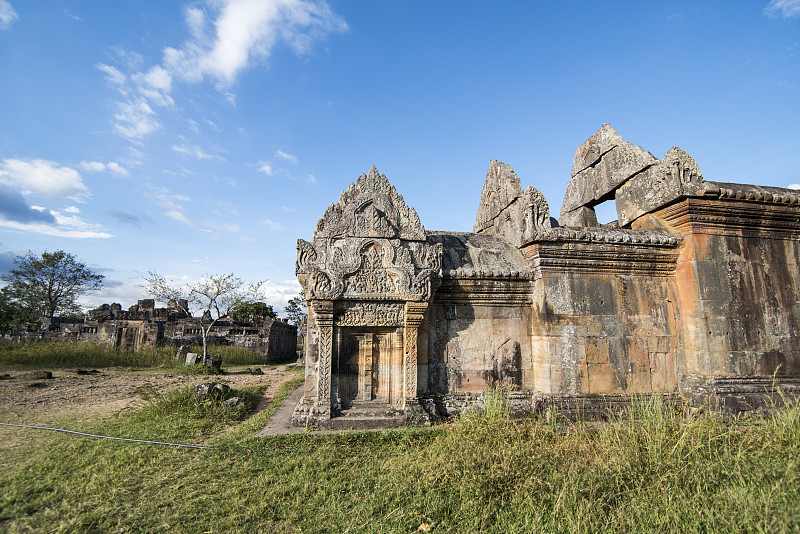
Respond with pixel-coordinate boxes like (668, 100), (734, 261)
(293, 124), (800, 427)
(15, 299), (297, 362)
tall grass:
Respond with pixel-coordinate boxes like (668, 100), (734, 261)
(0, 339), (175, 368)
(1, 380), (798, 532)
(0, 339), (276, 368)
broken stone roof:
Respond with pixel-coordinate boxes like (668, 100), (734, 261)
(426, 232), (530, 278)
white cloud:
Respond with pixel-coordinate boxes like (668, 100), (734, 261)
(0, 158), (88, 198)
(282, 206), (296, 212)
(97, 64), (127, 86)
(0, 0), (17, 29)
(172, 143), (223, 160)
(789, 184), (800, 190)
(145, 186), (193, 225)
(256, 161), (273, 175)
(162, 0), (348, 87)
(106, 162), (130, 176)
(0, 206), (112, 239)
(110, 47), (144, 71)
(260, 218), (282, 230)
(78, 161), (106, 173)
(79, 160), (130, 176)
(143, 186), (240, 233)
(265, 279), (303, 315)
(274, 149), (298, 164)
(131, 65), (174, 107)
(114, 98), (161, 139)
(101, 1), (345, 142)
(765, 0), (800, 17)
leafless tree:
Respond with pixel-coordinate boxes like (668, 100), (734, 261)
(145, 272), (268, 364)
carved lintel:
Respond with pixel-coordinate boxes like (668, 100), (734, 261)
(297, 236), (442, 301)
(334, 301), (405, 327)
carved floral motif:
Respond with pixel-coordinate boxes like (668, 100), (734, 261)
(335, 302), (405, 326)
(297, 237), (442, 301)
(314, 166), (426, 241)
(344, 245), (396, 295)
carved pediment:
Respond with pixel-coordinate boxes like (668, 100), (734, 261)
(314, 166), (426, 241)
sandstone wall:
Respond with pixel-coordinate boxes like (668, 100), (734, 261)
(650, 196), (800, 402)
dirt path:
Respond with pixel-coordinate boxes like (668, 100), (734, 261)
(0, 366), (297, 426)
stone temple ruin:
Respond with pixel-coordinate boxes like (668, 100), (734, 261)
(292, 124), (800, 427)
(18, 299), (297, 361)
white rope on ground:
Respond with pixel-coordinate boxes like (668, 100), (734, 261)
(0, 422), (216, 449)
(0, 421), (399, 458)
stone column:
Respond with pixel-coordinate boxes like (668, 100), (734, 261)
(403, 302), (427, 408)
(313, 300), (334, 420)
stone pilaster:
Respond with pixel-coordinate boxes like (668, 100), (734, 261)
(313, 300), (334, 419)
(403, 302), (427, 407)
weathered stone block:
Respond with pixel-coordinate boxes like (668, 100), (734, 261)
(615, 147), (704, 226)
(559, 206), (599, 227)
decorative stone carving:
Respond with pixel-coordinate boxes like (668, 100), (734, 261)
(615, 146), (705, 226)
(297, 167), (442, 303)
(297, 237), (442, 301)
(314, 166), (426, 241)
(403, 302), (427, 400)
(521, 186), (552, 243)
(313, 300), (334, 416)
(334, 301), (404, 326)
(474, 160), (551, 247)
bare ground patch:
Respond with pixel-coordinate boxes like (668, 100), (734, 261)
(0, 366), (297, 428)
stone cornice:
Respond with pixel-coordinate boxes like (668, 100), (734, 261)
(434, 278), (533, 306)
(658, 196), (800, 239)
(697, 182), (800, 206)
(539, 227), (680, 247)
(524, 240), (681, 277)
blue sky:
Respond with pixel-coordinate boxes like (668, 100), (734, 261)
(1, 0), (799, 315)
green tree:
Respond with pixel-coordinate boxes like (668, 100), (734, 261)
(284, 292), (307, 326)
(232, 301), (276, 322)
(145, 272), (268, 364)
(1, 250), (104, 325)
(0, 286), (24, 336)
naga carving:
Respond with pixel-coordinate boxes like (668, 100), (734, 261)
(522, 186), (552, 243)
(658, 147), (704, 194)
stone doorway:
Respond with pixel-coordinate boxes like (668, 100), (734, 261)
(334, 328), (403, 409)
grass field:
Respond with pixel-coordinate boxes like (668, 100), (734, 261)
(0, 342), (798, 532)
(0, 339), (276, 369)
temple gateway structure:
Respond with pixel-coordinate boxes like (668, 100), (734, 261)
(292, 125), (800, 428)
